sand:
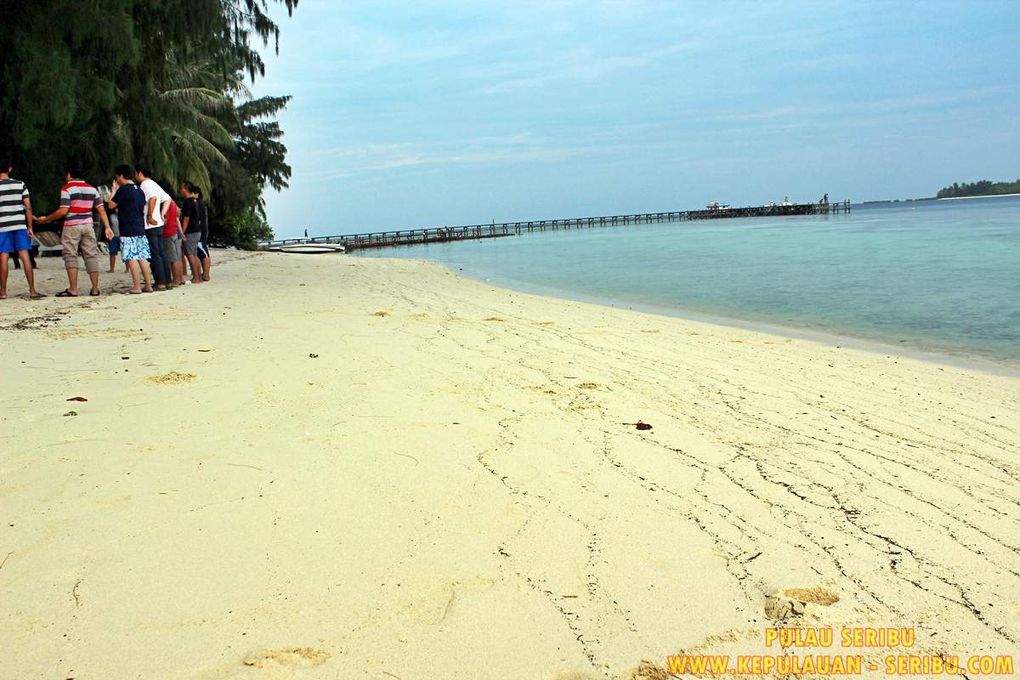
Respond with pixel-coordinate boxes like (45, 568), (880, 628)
(1, 250), (1019, 679)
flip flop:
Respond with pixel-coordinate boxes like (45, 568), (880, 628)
(56, 289), (78, 297)
(28, 293), (47, 299)
(128, 290), (142, 295)
(89, 290), (101, 296)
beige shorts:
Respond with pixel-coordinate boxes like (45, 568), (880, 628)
(62, 223), (101, 273)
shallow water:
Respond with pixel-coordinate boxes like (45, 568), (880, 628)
(355, 196), (1020, 368)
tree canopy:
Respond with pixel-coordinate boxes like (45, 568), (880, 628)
(0, 0), (298, 247)
(937, 179), (1020, 199)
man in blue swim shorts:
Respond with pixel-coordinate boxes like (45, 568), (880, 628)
(0, 156), (43, 300)
(107, 164), (154, 294)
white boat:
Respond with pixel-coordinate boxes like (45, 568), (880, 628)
(271, 243), (346, 254)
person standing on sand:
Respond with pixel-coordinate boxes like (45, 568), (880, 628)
(179, 182), (204, 283)
(98, 183), (124, 273)
(134, 165), (172, 290)
(196, 186), (211, 281)
(107, 165), (153, 294)
(106, 202), (123, 273)
(34, 162), (112, 297)
(0, 157), (43, 300)
(160, 183), (184, 286)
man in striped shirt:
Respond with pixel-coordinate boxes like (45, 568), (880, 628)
(0, 156), (42, 299)
(34, 162), (114, 297)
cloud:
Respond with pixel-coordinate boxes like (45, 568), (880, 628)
(302, 134), (587, 182)
(255, 0), (1020, 234)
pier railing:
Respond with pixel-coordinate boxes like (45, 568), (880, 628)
(260, 200), (851, 252)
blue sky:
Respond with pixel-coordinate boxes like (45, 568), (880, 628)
(253, 1), (1020, 238)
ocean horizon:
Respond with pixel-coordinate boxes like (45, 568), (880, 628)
(354, 195), (1020, 371)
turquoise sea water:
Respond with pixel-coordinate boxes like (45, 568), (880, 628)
(355, 196), (1020, 369)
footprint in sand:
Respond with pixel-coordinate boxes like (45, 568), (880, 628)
(400, 577), (497, 626)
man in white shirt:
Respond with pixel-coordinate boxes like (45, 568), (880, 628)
(134, 165), (172, 290)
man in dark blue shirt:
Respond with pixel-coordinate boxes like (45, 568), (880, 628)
(107, 164), (153, 294)
(179, 181), (204, 283)
(197, 187), (211, 281)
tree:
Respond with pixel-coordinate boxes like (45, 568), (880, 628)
(206, 91), (292, 244)
(131, 58), (237, 194)
(0, 0), (298, 247)
(937, 178), (1020, 199)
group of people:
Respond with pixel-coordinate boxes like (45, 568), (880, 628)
(0, 158), (212, 299)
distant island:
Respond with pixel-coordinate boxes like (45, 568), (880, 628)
(936, 178), (1020, 199)
(860, 197), (932, 205)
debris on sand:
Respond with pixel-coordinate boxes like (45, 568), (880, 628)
(765, 587), (839, 620)
(764, 594), (804, 620)
(242, 647), (330, 668)
(148, 371), (197, 385)
(783, 587), (840, 606)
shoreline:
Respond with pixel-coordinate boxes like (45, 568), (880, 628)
(480, 273), (1020, 377)
(10, 249), (1016, 376)
(359, 255), (1020, 378)
(3, 252), (1019, 679)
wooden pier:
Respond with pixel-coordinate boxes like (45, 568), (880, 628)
(260, 200), (851, 252)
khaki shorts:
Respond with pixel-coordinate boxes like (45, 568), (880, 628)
(62, 223), (100, 273)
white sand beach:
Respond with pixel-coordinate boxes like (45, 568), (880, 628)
(2, 251), (1019, 679)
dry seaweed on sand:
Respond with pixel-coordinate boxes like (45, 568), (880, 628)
(147, 371), (198, 385)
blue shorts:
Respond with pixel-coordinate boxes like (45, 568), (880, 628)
(120, 235), (151, 261)
(108, 236), (122, 256)
(0, 229), (31, 253)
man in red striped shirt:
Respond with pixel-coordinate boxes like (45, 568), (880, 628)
(35, 162), (114, 296)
